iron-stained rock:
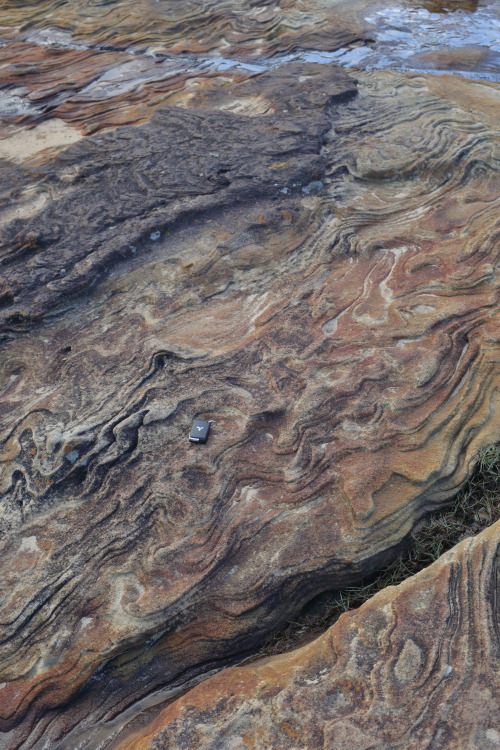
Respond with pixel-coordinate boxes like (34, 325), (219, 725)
(114, 521), (500, 750)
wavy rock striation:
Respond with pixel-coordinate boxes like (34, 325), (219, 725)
(0, 0), (364, 57)
(115, 520), (500, 750)
(0, 62), (499, 748)
(0, 41), (256, 141)
(0, 0), (365, 140)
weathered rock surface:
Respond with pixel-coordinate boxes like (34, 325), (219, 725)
(1, 63), (355, 332)
(115, 520), (500, 750)
(0, 60), (499, 748)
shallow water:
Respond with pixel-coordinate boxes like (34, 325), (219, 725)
(1, 0), (499, 68)
(254, 0), (500, 80)
(360, 0), (500, 79)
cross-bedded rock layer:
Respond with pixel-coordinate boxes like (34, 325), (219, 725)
(114, 520), (500, 750)
(0, 62), (499, 748)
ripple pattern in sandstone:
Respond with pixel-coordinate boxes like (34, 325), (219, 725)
(0, 0), (364, 141)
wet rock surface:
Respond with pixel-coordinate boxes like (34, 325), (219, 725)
(114, 520), (500, 750)
(0, 6), (499, 748)
(1, 0), (499, 147)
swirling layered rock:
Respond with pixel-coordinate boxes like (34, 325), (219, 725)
(115, 520), (500, 750)
(0, 64), (499, 748)
(0, 0), (364, 57)
(0, 41), (254, 142)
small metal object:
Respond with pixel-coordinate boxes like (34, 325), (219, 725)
(189, 419), (216, 444)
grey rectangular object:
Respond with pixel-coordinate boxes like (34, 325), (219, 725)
(189, 419), (211, 443)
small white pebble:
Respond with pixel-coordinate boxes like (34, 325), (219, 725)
(486, 729), (500, 746)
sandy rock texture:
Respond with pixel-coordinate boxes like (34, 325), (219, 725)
(115, 520), (500, 750)
(0, 60), (499, 748)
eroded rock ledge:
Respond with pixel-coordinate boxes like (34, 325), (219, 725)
(115, 520), (500, 750)
(0, 62), (499, 748)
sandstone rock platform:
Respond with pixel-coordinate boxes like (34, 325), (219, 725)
(0, 58), (499, 748)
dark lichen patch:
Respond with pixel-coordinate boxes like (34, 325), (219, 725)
(261, 444), (500, 657)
